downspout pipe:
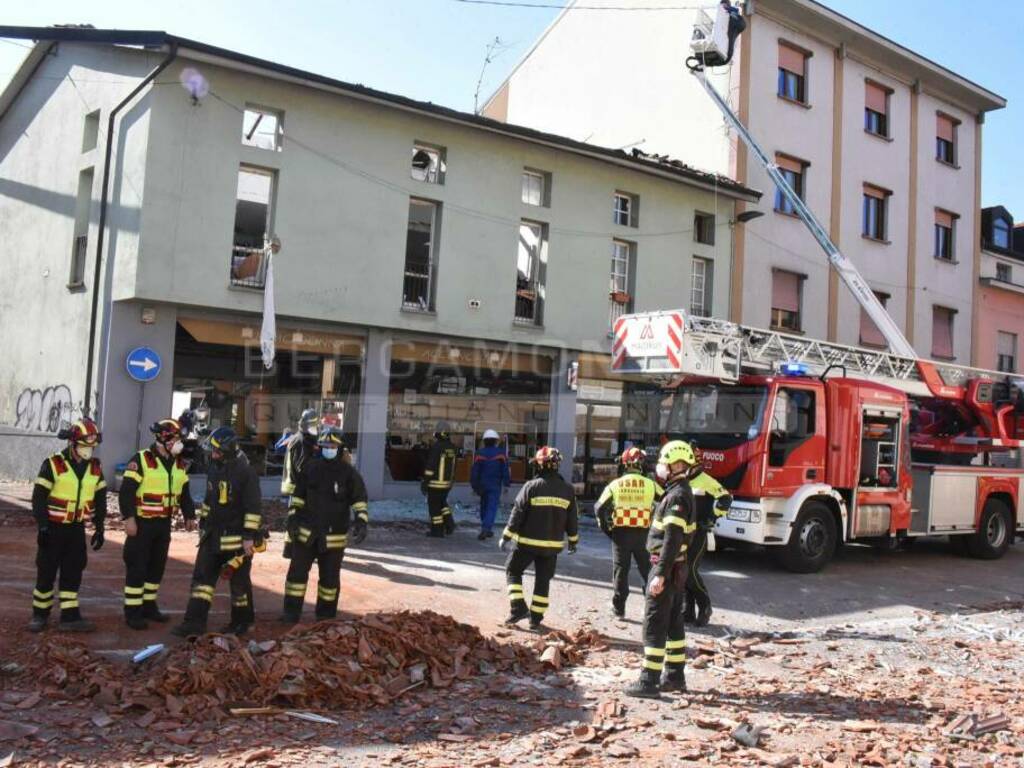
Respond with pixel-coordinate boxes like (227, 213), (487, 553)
(84, 42), (178, 417)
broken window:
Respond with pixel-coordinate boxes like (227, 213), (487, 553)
(242, 107), (283, 151)
(516, 221), (546, 325)
(613, 192), (637, 227)
(231, 166), (275, 288)
(403, 199), (439, 311)
(411, 144), (446, 184)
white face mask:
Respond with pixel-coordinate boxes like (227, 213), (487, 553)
(655, 463), (670, 482)
(321, 447), (339, 460)
(306, 426), (318, 437)
(169, 440), (184, 456)
(76, 445), (95, 461)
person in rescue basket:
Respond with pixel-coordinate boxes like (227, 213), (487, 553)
(29, 418), (107, 633)
(685, 465), (732, 627)
(421, 421), (457, 537)
(500, 446), (578, 630)
(172, 427), (262, 638)
(119, 418), (197, 630)
(281, 409), (319, 496)
(470, 429), (511, 541)
(280, 420), (369, 624)
(595, 447), (661, 618)
(625, 440), (701, 699)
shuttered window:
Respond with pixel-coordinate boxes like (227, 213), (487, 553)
(936, 114), (957, 164)
(774, 154), (806, 215)
(771, 270), (802, 331)
(864, 81), (890, 137)
(934, 209), (956, 261)
(777, 44), (807, 103)
(859, 292), (890, 348)
(863, 184), (889, 241)
(931, 306), (955, 360)
(997, 332), (1017, 373)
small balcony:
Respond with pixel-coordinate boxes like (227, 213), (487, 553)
(230, 245), (267, 289)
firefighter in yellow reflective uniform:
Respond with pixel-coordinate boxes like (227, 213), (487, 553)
(119, 419), (197, 630)
(280, 422), (368, 623)
(595, 447), (662, 618)
(625, 440), (701, 699)
(500, 447), (578, 630)
(421, 421), (457, 538)
(29, 419), (107, 633)
(685, 469), (732, 627)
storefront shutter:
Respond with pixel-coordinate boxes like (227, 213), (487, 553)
(771, 270), (800, 313)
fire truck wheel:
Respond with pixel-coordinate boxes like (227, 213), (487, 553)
(776, 501), (836, 573)
(967, 499), (1013, 560)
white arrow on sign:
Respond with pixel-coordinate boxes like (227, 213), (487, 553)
(129, 357), (158, 373)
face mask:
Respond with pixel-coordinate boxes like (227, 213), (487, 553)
(306, 426), (318, 437)
(655, 463), (669, 483)
(75, 445), (95, 461)
(168, 440), (184, 456)
(321, 447), (339, 460)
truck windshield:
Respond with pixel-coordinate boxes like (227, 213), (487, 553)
(665, 384), (768, 449)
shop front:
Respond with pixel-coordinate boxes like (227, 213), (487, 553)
(383, 337), (554, 490)
(172, 316), (365, 478)
(572, 353), (669, 500)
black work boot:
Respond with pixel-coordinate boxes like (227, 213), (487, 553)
(611, 602), (626, 619)
(694, 602), (713, 627)
(143, 603), (170, 624)
(443, 513), (456, 535)
(682, 596), (697, 624)
(504, 603), (529, 627)
(171, 620), (206, 638)
(28, 615), (48, 633)
(59, 609), (95, 633)
(126, 614), (149, 631)
(278, 612), (300, 625)
(529, 615), (545, 631)
(220, 622), (250, 637)
(624, 669), (663, 699)
(661, 667), (687, 693)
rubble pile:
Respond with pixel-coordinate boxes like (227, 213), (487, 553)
(21, 612), (601, 720)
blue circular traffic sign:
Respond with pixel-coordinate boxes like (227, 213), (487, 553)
(126, 346), (162, 383)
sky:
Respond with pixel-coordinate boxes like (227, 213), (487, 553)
(1, 0), (1021, 213)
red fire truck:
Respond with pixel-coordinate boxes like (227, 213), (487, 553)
(608, 6), (1024, 572)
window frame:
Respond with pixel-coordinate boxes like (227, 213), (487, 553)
(690, 256), (714, 318)
(930, 305), (956, 361)
(996, 262), (1012, 283)
(521, 169), (546, 207)
(613, 191), (638, 228)
(402, 198), (441, 312)
(993, 217), (1012, 250)
(862, 185), (890, 242)
(774, 154), (807, 216)
(609, 239), (635, 327)
(241, 105), (284, 151)
(936, 113), (959, 167)
(411, 143), (447, 185)
(515, 219), (548, 326)
(858, 290), (890, 348)
(997, 331), (1017, 373)
(230, 164), (277, 289)
(934, 210), (957, 262)
(694, 211), (716, 245)
(777, 41), (809, 105)
(864, 81), (892, 139)
(770, 269), (804, 333)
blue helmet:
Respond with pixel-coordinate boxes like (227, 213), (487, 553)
(207, 426), (239, 455)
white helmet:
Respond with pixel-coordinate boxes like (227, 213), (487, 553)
(482, 429), (500, 441)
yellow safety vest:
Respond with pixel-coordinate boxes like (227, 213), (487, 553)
(37, 453), (105, 524)
(598, 473), (661, 528)
(124, 449), (188, 518)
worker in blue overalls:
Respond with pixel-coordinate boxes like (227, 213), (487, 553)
(470, 429), (511, 541)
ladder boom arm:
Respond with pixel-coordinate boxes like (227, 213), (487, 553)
(691, 70), (918, 359)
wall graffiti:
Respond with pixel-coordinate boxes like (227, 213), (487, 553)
(14, 385), (75, 433)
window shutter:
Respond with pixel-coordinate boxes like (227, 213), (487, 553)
(863, 183), (887, 200)
(931, 307), (954, 359)
(776, 154), (804, 174)
(935, 210), (954, 229)
(772, 271), (800, 313)
(865, 82), (888, 114)
(859, 293), (888, 347)
(778, 44), (805, 75)
(998, 332), (1016, 358)
(937, 114), (956, 141)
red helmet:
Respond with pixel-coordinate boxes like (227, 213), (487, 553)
(150, 418), (183, 443)
(531, 446), (562, 469)
(620, 447), (646, 468)
(320, 413), (342, 429)
(64, 418), (102, 446)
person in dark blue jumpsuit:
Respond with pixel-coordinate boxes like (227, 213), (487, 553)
(470, 429), (511, 541)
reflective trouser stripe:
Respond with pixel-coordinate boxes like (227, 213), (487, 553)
(232, 595), (249, 607)
(285, 581), (307, 597)
(530, 594), (549, 616)
(441, 507), (452, 517)
(191, 585), (215, 602)
(643, 646), (665, 672)
(431, 516), (444, 524)
(143, 582), (160, 602)
(33, 588), (54, 609)
(124, 586), (145, 607)
(317, 586), (338, 601)
(59, 590), (79, 610)
(665, 638), (686, 664)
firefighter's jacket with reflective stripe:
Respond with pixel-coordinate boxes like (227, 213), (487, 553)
(595, 472), (662, 530)
(199, 456), (262, 550)
(646, 479), (696, 578)
(288, 456), (369, 549)
(421, 438), (457, 491)
(502, 471), (578, 554)
(32, 450), (107, 526)
(281, 434), (317, 495)
(120, 447), (195, 520)
(689, 471), (732, 525)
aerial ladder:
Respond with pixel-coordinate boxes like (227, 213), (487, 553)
(612, 2), (1024, 455)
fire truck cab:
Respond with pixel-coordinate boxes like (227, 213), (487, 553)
(666, 370), (1022, 572)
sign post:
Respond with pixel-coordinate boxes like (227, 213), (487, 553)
(126, 347), (163, 450)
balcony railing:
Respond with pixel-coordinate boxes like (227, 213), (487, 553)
(230, 245), (268, 289)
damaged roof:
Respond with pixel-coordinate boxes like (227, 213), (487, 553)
(0, 26), (761, 202)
